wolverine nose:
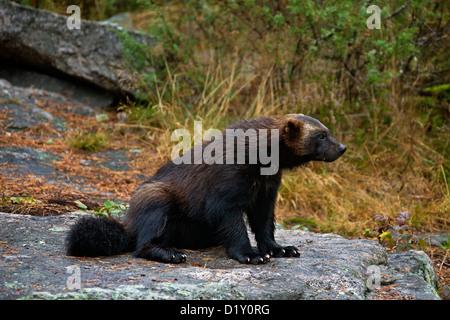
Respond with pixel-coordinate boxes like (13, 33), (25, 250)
(339, 144), (347, 155)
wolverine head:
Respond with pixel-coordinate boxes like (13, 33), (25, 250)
(279, 114), (346, 166)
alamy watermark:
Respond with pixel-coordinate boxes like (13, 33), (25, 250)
(64, 4), (382, 31)
(66, 265), (81, 289)
(66, 5), (81, 30)
(366, 5), (381, 29)
(171, 121), (279, 176)
(366, 265), (381, 290)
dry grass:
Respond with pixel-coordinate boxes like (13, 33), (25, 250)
(118, 53), (449, 238)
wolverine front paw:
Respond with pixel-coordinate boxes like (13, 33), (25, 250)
(229, 252), (271, 265)
(266, 245), (301, 258)
(243, 253), (271, 265)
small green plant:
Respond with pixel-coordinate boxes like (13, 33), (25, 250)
(8, 195), (41, 204)
(67, 131), (110, 152)
(439, 235), (450, 250)
(1, 195), (42, 205)
(75, 200), (128, 220)
(93, 201), (129, 220)
(283, 217), (319, 232)
(364, 211), (428, 252)
(74, 200), (88, 211)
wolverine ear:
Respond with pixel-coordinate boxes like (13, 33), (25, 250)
(284, 119), (303, 138)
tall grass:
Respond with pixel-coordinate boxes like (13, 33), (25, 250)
(119, 52), (448, 237)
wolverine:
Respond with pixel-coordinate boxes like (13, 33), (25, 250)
(66, 114), (346, 264)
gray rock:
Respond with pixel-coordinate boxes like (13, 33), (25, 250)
(0, 146), (117, 199)
(0, 102), (65, 131)
(372, 250), (440, 300)
(0, 146), (61, 177)
(0, 212), (440, 300)
(77, 150), (132, 172)
(0, 78), (101, 118)
(389, 230), (450, 249)
(1, 102), (53, 129)
(0, 78), (73, 107)
(418, 233), (449, 248)
(66, 105), (97, 117)
(0, 61), (116, 108)
(0, 0), (154, 97)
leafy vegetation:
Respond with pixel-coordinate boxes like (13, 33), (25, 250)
(1, 195), (41, 205)
(92, 200), (128, 219)
(75, 199), (128, 219)
(364, 211), (429, 252)
(66, 130), (110, 152)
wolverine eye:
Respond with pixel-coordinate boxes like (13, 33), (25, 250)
(318, 133), (326, 140)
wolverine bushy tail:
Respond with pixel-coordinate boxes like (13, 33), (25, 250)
(66, 216), (131, 257)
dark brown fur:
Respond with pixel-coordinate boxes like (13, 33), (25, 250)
(66, 114), (346, 264)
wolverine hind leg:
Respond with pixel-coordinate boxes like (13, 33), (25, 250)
(127, 181), (216, 263)
(133, 213), (217, 263)
(127, 182), (187, 263)
(135, 242), (187, 263)
(132, 203), (187, 263)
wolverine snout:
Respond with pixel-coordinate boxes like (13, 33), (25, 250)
(339, 144), (347, 155)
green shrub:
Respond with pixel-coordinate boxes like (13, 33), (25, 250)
(67, 131), (109, 152)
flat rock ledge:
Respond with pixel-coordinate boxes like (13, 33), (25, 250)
(0, 212), (440, 300)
